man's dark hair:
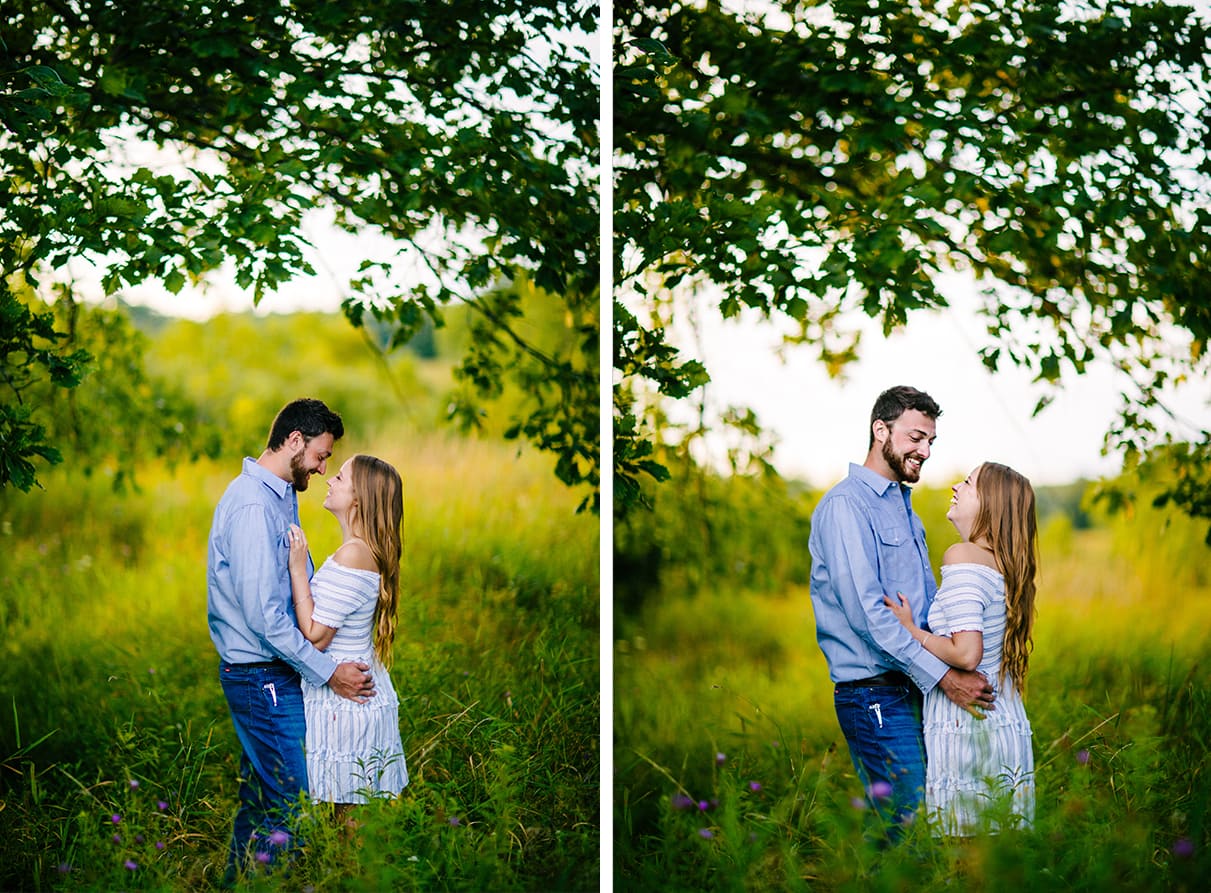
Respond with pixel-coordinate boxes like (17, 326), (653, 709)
(868, 386), (942, 448)
(266, 398), (344, 450)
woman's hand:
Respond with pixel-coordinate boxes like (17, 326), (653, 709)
(882, 592), (916, 631)
(286, 523), (336, 649)
(287, 523), (309, 574)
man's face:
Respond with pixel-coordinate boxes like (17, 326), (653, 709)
(288, 432), (335, 491)
(879, 410), (936, 484)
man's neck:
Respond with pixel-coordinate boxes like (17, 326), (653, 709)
(257, 449), (293, 485)
(863, 451), (898, 483)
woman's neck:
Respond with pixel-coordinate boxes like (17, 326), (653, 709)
(967, 536), (993, 552)
(334, 512), (360, 544)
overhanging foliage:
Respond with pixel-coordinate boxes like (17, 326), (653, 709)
(1, 0), (599, 508)
(614, 0), (1211, 524)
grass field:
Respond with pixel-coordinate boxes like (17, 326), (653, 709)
(615, 489), (1211, 891)
(0, 429), (599, 891)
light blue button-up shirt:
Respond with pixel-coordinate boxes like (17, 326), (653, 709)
(206, 457), (336, 687)
(809, 463), (950, 692)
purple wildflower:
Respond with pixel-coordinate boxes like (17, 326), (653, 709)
(124, 860), (138, 871)
(715, 752), (726, 766)
(112, 834), (122, 845)
(128, 779), (140, 790)
(748, 781), (762, 792)
(449, 816), (461, 826)
(255, 851), (272, 864)
(135, 835), (144, 844)
(155, 841), (166, 851)
(111, 814), (122, 824)
(698, 828), (714, 839)
(157, 800), (169, 811)
(868, 781), (894, 801)
(850, 796), (867, 810)
(268, 830), (290, 847)
(697, 800), (710, 812)
(1076, 749), (1090, 765)
(670, 794), (696, 810)
(1174, 838), (1195, 859)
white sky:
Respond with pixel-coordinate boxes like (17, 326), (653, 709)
(663, 283), (1211, 489)
(108, 209), (397, 321)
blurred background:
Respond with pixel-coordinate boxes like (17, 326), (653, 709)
(613, 0), (1211, 888)
(0, 1), (599, 889)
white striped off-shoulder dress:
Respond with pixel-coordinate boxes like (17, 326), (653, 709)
(301, 557), (409, 803)
(923, 562), (1034, 835)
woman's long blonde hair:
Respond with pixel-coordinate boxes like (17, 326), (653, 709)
(968, 461), (1038, 693)
(348, 454), (404, 668)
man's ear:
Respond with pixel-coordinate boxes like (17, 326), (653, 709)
(289, 430), (305, 450)
(871, 419), (888, 445)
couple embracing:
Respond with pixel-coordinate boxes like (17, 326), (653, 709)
(205, 398), (409, 879)
(810, 386), (1038, 840)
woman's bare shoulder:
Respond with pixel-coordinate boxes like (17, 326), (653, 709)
(941, 541), (998, 569)
(333, 539), (378, 573)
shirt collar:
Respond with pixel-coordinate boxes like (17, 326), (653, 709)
(242, 456), (293, 499)
(848, 462), (906, 496)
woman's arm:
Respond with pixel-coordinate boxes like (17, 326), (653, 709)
(288, 524), (337, 651)
(883, 593), (984, 671)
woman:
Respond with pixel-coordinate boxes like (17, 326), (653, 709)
(884, 461), (1037, 836)
(287, 453), (409, 812)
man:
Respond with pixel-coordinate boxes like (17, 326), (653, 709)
(809, 386), (994, 839)
(207, 398), (376, 877)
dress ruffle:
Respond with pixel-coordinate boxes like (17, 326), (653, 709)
(304, 664), (409, 802)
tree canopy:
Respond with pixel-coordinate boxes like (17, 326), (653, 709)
(1, 0), (599, 509)
(614, 0), (1211, 531)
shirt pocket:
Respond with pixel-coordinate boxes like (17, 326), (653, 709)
(876, 525), (906, 548)
(876, 525), (916, 581)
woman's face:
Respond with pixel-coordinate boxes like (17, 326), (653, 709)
(322, 457), (357, 515)
(947, 466), (981, 530)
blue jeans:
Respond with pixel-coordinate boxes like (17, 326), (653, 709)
(219, 661), (308, 873)
(833, 680), (925, 840)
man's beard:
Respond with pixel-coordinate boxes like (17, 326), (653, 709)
(883, 438), (922, 483)
(289, 450), (311, 490)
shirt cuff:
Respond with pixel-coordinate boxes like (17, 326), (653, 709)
(292, 646), (338, 687)
(906, 647), (951, 693)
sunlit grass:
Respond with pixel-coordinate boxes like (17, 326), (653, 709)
(0, 426), (598, 891)
(615, 508), (1211, 890)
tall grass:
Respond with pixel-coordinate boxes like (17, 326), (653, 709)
(0, 426), (598, 891)
(615, 475), (1211, 891)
